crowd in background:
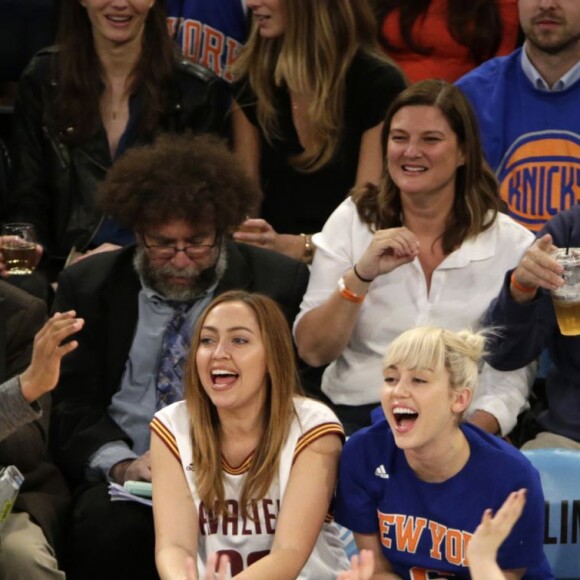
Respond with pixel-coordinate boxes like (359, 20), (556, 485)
(0, 0), (578, 578)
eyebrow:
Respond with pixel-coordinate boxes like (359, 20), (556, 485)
(389, 128), (446, 136)
(201, 325), (255, 334)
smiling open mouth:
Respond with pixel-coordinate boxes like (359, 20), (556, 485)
(393, 407), (419, 430)
(211, 369), (239, 387)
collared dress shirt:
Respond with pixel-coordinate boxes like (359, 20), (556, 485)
(86, 281), (216, 481)
(294, 198), (535, 435)
(520, 43), (580, 92)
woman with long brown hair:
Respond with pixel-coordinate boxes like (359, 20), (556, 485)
(151, 290), (348, 579)
(231, 0), (406, 262)
(294, 79), (535, 435)
(6, 0), (228, 281)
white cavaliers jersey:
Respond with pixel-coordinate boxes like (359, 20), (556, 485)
(151, 397), (349, 578)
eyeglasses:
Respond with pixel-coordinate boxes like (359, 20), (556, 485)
(142, 233), (220, 260)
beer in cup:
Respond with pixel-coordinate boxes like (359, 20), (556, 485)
(0, 223), (38, 275)
(551, 248), (580, 336)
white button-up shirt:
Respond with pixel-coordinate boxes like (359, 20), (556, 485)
(294, 198), (536, 434)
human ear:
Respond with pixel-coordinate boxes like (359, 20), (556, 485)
(451, 387), (472, 414)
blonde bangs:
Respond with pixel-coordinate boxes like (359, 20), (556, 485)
(384, 326), (487, 395)
(384, 327), (447, 375)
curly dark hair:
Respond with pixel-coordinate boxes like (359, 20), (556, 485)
(96, 133), (262, 233)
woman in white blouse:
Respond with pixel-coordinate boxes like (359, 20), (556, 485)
(294, 79), (535, 435)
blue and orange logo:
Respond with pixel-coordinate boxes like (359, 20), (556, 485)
(166, 17), (242, 82)
(497, 130), (580, 232)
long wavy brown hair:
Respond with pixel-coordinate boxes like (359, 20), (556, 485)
(373, 0), (504, 65)
(185, 291), (303, 519)
(50, 0), (177, 144)
(234, 0), (383, 172)
(352, 79), (499, 255)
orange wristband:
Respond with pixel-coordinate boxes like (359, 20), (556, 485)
(510, 272), (537, 294)
(337, 276), (365, 304)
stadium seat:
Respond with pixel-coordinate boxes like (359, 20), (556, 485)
(523, 449), (580, 579)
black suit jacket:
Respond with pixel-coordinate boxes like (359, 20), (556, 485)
(50, 241), (309, 485)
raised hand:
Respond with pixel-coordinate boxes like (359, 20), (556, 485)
(467, 489), (527, 575)
(511, 234), (563, 300)
(355, 227), (419, 282)
(19, 310), (84, 403)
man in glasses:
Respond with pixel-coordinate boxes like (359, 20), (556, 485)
(49, 133), (309, 580)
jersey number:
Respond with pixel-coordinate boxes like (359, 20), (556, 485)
(217, 549), (270, 575)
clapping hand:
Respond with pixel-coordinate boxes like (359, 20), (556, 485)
(337, 550), (375, 580)
(467, 489), (527, 574)
(202, 553), (231, 580)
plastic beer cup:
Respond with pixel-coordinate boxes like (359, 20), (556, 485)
(551, 248), (580, 336)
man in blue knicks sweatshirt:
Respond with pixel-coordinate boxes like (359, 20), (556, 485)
(456, 0), (580, 234)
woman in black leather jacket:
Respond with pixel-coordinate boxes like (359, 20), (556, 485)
(4, 0), (229, 281)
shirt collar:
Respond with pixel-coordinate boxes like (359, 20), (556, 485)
(437, 213), (499, 269)
(520, 43), (580, 92)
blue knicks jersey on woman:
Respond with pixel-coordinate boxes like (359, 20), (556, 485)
(335, 421), (553, 579)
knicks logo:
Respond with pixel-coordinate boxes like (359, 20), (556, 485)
(497, 131), (580, 232)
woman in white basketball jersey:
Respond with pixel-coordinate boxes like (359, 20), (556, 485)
(150, 290), (348, 579)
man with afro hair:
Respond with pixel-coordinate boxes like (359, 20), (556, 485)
(49, 133), (309, 580)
